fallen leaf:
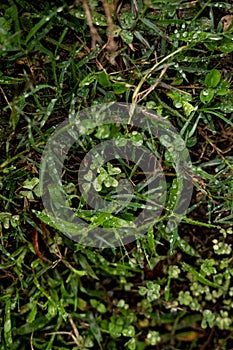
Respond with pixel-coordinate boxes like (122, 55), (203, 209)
(221, 15), (233, 31)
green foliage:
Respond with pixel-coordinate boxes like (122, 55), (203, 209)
(167, 90), (196, 117)
(139, 281), (161, 302)
(1, 0), (233, 349)
(0, 212), (20, 230)
(200, 69), (230, 104)
(93, 163), (122, 192)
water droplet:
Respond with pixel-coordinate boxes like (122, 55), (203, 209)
(175, 102), (182, 108)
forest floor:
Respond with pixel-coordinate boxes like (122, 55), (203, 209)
(1, 1), (233, 349)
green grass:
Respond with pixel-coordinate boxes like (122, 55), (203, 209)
(1, 0), (233, 349)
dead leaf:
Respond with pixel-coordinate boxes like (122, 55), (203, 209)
(176, 331), (204, 342)
(221, 15), (233, 31)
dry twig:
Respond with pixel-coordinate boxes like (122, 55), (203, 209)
(81, 0), (102, 49)
(101, 0), (118, 65)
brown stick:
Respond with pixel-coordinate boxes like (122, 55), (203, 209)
(101, 0), (118, 64)
(32, 230), (51, 263)
(82, 0), (102, 49)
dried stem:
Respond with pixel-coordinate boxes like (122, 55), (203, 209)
(82, 0), (102, 49)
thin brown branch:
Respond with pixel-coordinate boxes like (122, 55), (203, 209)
(101, 0), (118, 65)
(32, 230), (51, 263)
(45, 331), (80, 346)
(136, 64), (169, 103)
(82, 0), (102, 49)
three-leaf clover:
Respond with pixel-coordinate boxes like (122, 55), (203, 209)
(178, 291), (193, 305)
(19, 177), (40, 199)
(93, 163), (121, 192)
(201, 309), (215, 328)
(139, 281), (161, 302)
